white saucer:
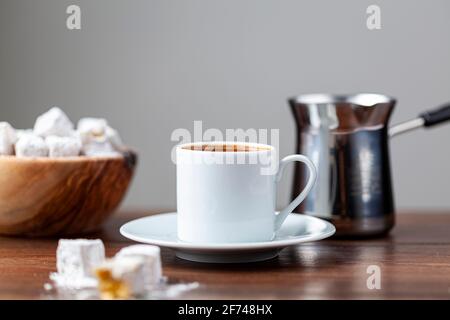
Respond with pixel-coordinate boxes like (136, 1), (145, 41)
(120, 212), (335, 263)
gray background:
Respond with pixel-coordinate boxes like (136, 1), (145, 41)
(1, 0), (449, 210)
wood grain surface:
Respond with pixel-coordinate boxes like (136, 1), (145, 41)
(1, 210), (450, 299)
(0, 153), (136, 237)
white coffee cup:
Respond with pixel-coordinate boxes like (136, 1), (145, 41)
(176, 141), (317, 243)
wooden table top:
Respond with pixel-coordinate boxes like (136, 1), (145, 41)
(1, 210), (450, 300)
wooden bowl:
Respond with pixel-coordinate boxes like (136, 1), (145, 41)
(0, 151), (137, 237)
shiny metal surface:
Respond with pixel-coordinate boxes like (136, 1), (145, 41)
(389, 117), (425, 137)
(289, 93), (397, 237)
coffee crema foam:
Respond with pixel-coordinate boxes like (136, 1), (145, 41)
(182, 144), (271, 152)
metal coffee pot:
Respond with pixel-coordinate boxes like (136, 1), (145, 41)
(289, 93), (450, 237)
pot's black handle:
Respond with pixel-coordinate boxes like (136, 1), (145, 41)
(390, 102), (450, 137)
(420, 103), (450, 127)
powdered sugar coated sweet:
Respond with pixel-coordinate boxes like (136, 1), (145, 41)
(15, 134), (48, 157)
(0, 122), (17, 155)
(34, 107), (75, 138)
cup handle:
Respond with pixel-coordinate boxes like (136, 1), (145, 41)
(274, 155), (317, 231)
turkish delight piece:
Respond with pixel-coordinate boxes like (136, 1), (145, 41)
(77, 118), (121, 157)
(34, 107), (74, 137)
(77, 117), (108, 139)
(105, 126), (124, 150)
(116, 245), (162, 287)
(46, 135), (82, 157)
(81, 139), (121, 157)
(95, 256), (147, 299)
(0, 122), (17, 155)
(15, 134), (48, 157)
(56, 239), (105, 280)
